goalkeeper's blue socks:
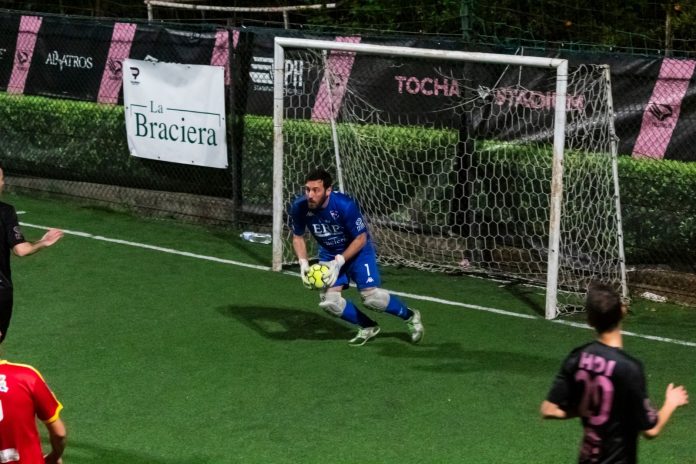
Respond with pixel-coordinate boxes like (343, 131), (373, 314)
(341, 300), (378, 328)
(384, 294), (413, 320)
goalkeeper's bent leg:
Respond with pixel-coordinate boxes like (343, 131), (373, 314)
(361, 288), (413, 320)
(320, 291), (377, 327)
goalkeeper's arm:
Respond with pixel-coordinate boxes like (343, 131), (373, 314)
(292, 234), (311, 287)
(338, 232), (366, 262)
(292, 234), (309, 263)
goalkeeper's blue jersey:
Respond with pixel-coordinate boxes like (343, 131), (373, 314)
(289, 191), (374, 261)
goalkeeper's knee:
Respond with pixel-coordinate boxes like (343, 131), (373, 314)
(360, 288), (390, 312)
(319, 291), (346, 317)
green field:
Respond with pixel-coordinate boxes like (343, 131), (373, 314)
(3, 191), (694, 463)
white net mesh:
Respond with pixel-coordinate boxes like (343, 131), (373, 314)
(277, 44), (624, 316)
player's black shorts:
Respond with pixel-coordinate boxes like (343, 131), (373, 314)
(0, 290), (14, 343)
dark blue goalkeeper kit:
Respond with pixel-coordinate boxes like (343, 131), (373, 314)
(290, 190), (412, 326)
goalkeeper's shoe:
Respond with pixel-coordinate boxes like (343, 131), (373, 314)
(406, 309), (424, 344)
(349, 326), (381, 347)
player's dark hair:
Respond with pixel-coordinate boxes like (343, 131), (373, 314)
(585, 282), (623, 333)
(305, 167), (333, 189)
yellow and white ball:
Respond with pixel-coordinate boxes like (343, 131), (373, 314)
(305, 263), (330, 290)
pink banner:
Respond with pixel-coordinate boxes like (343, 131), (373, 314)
(97, 22), (137, 104)
(632, 58), (696, 159)
(7, 15), (42, 94)
(211, 30), (230, 86)
(311, 36), (361, 122)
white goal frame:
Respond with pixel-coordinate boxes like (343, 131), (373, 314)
(271, 37), (627, 319)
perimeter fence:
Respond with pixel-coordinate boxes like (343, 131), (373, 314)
(0, 10), (694, 302)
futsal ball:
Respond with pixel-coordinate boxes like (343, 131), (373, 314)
(306, 263), (330, 290)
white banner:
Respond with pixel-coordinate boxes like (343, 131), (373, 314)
(122, 59), (228, 168)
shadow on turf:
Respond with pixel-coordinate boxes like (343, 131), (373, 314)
(218, 305), (356, 341)
(501, 282), (545, 317)
(65, 441), (189, 464)
(371, 342), (557, 374)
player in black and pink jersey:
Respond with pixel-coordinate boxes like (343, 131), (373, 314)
(541, 282), (689, 463)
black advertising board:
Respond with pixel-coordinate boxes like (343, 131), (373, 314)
(23, 16), (113, 100)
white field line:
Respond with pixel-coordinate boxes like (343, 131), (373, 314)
(21, 222), (696, 349)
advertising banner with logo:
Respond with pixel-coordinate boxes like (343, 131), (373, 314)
(129, 26), (219, 66)
(23, 16), (112, 100)
(238, 30), (318, 118)
(0, 14), (20, 90)
(122, 59), (228, 169)
(1, 7), (696, 162)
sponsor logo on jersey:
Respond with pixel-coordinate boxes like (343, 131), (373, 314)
(311, 223), (342, 237)
(0, 374), (8, 393)
(0, 449), (19, 463)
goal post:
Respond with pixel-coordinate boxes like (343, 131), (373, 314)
(272, 37), (627, 319)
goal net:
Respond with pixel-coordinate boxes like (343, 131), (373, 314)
(272, 38), (627, 319)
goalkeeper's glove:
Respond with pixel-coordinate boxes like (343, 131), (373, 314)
(322, 254), (345, 288)
(299, 258), (312, 289)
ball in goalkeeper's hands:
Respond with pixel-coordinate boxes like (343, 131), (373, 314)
(305, 263), (330, 290)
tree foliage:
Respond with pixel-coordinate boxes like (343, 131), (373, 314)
(3, 0), (696, 52)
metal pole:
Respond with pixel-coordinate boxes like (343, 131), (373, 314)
(272, 41), (286, 271)
(604, 66), (629, 302)
(545, 60), (569, 320)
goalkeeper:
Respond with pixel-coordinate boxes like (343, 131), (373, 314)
(289, 167), (424, 346)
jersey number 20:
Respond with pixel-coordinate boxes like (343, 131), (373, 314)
(575, 370), (614, 426)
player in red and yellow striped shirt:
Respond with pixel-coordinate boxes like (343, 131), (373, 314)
(0, 360), (66, 464)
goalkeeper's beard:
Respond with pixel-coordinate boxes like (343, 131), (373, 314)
(308, 192), (328, 210)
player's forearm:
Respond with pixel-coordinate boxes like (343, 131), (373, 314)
(644, 383), (689, 438)
(45, 419), (67, 461)
(13, 240), (47, 256)
(292, 235), (308, 261)
(643, 403), (677, 438)
(13, 229), (62, 256)
(340, 233), (367, 261)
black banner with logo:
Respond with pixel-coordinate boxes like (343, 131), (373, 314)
(129, 26), (218, 65)
(1, 8), (695, 161)
(0, 14), (20, 90)
(23, 16), (112, 100)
